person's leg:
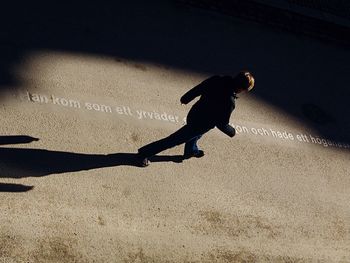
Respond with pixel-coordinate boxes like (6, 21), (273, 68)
(184, 134), (202, 156)
(138, 125), (204, 159)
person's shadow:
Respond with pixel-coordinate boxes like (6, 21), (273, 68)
(0, 135), (40, 145)
(0, 183), (34, 192)
(0, 135), (184, 179)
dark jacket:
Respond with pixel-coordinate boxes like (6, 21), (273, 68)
(180, 75), (236, 137)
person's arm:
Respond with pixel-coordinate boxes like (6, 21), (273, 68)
(217, 124), (236, 137)
(216, 101), (236, 137)
(180, 76), (217, 104)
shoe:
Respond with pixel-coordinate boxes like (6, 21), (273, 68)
(140, 158), (150, 167)
(137, 153), (150, 167)
(183, 150), (205, 159)
(137, 150), (150, 167)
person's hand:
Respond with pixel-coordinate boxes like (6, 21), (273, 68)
(229, 128), (236, 138)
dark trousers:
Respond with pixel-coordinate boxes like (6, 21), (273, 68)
(184, 134), (202, 155)
(138, 125), (211, 158)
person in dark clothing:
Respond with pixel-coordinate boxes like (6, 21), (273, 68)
(137, 71), (255, 167)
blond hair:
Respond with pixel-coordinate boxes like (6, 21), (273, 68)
(235, 71), (255, 91)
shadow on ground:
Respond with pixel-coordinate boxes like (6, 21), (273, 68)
(0, 135), (39, 145)
(0, 147), (183, 178)
(0, 135), (183, 179)
(0, 183), (33, 192)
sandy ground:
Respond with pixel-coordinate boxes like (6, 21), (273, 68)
(1, 1), (350, 262)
